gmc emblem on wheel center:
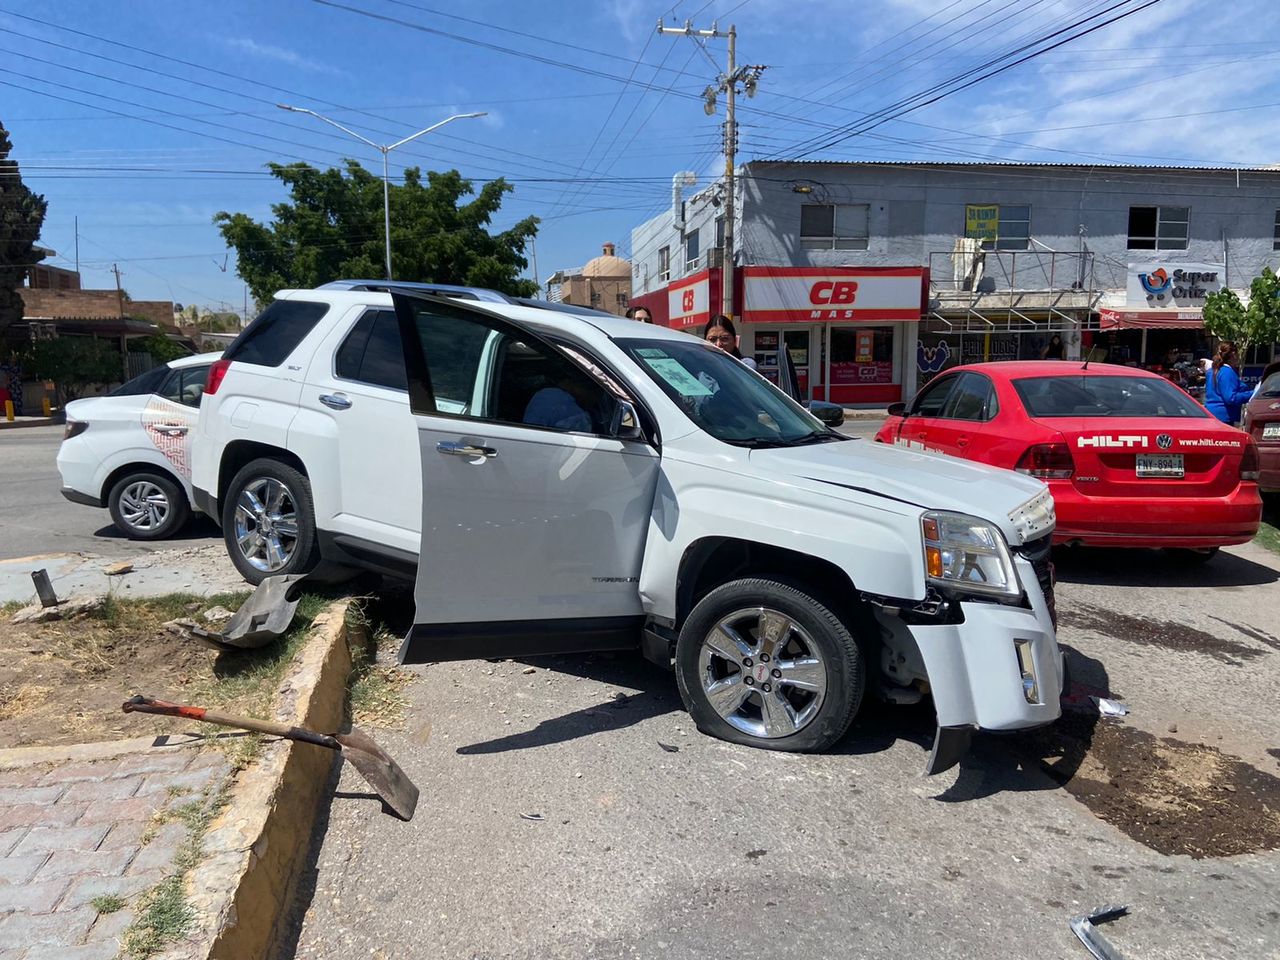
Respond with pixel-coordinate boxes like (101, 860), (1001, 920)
(1156, 434), (1173, 450)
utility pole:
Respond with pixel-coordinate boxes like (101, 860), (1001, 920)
(74, 216), (79, 276)
(111, 263), (124, 319)
(658, 19), (764, 321)
(529, 236), (540, 298)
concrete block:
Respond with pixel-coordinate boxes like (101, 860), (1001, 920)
(0, 853), (48, 885)
(62, 776), (142, 804)
(0, 904), (95, 945)
(38, 760), (117, 786)
(13, 824), (110, 856)
(25, 942), (121, 960)
(0, 785), (65, 806)
(0, 828), (27, 857)
(133, 765), (219, 798)
(81, 796), (160, 824)
(112, 751), (194, 779)
(36, 846), (133, 881)
(62, 870), (163, 910)
(125, 824), (185, 875)
(0, 802), (86, 831)
(0, 877), (70, 914)
(88, 904), (135, 942)
(97, 820), (147, 851)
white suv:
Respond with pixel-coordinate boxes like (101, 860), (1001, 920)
(194, 284), (1061, 766)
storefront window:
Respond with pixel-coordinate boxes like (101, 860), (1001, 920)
(830, 326), (894, 386)
(1127, 206), (1189, 251)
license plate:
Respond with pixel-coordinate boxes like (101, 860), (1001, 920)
(1136, 453), (1184, 478)
(1265, 423), (1280, 439)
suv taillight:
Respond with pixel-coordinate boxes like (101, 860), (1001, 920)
(205, 359), (231, 396)
(1241, 439), (1260, 482)
(1016, 442), (1074, 480)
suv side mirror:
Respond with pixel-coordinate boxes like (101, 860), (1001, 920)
(610, 399), (644, 441)
(887, 401), (908, 418)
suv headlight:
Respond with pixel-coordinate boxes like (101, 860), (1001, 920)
(921, 511), (1020, 598)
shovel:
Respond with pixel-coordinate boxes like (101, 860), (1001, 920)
(122, 695), (419, 821)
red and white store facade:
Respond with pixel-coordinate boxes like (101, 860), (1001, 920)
(631, 265), (929, 405)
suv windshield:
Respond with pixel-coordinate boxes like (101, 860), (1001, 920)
(1256, 371), (1280, 398)
(619, 338), (836, 446)
(1014, 374), (1208, 418)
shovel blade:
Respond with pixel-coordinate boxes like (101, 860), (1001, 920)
(335, 728), (419, 821)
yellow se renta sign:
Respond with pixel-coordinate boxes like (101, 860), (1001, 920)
(965, 204), (999, 241)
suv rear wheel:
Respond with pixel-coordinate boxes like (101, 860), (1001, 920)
(107, 471), (189, 540)
(674, 577), (864, 752)
(222, 458), (321, 584)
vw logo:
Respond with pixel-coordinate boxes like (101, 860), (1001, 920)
(1156, 434), (1173, 450)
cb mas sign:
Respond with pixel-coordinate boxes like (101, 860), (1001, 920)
(742, 267), (925, 324)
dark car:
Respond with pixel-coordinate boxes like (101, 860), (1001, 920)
(1243, 360), (1280, 498)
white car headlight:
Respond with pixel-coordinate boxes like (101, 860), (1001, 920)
(921, 511), (1020, 598)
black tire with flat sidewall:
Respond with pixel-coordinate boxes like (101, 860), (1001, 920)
(221, 458), (321, 585)
(1164, 547), (1220, 565)
(106, 471), (190, 541)
(674, 577), (865, 753)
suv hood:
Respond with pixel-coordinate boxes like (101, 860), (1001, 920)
(748, 439), (1052, 545)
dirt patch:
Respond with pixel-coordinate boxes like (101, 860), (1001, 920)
(0, 592), (327, 748)
(1014, 713), (1280, 858)
(1059, 604), (1266, 666)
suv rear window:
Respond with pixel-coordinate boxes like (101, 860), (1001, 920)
(1014, 375), (1207, 418)
(224, 300), (328, 368)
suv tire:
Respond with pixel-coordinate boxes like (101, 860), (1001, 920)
(107, 471), (190, 541)
(222, 458), (322, 585)
(675, 577), (864, 752)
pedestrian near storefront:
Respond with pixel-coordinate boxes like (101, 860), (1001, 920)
(703, 315), (758, 371)
(1041, 334), (1066, 360)
(1203, 342), (1253, 425)
(625, 306), (653, 323)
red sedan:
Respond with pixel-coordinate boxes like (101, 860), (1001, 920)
(876, 361), (1262, 558)
(1242, 361), (1280, 498)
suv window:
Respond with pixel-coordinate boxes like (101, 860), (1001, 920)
(911, 374), (957, 417)
(403, 301), (615, 435)
(225, 300), (328, 368)
(158, 366), (211, 408)
(109, 365), (169, 397)
(942, 373), (997, 421)
(335, 310), (407, 391)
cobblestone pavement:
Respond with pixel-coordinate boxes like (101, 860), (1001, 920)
(0, 744), (230, 960)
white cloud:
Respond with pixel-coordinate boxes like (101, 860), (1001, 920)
(221, 37), (346, 76)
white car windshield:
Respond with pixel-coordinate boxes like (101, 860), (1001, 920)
(618, 338), (841, 447)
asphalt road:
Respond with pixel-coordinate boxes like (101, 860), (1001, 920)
(287, 548), (1280, 958)
(0, 425), (222, 561)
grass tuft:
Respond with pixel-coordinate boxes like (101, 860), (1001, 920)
(91, 893), (126, 914)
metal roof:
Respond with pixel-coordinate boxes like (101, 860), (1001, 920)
(746, 160), (1280, 173)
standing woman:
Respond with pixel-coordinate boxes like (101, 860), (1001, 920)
(1203, 341), (1253, 425)
(703, 315), (758, 371)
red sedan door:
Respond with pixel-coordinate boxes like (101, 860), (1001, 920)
(893, 373), (960, 454)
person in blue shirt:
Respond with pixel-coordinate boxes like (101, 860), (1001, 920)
(1203, 342), (1253, 425)
(523, 374), (595, 432)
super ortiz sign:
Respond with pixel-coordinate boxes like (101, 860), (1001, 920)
(741, 267), (925, 323)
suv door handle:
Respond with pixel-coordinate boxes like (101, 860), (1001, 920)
(319, 394), (352, 410)
(437, 441), (498, 460)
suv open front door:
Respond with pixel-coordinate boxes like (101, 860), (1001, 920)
(392, 292), (661, 664)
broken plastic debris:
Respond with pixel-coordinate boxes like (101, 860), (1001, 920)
(1069, 904), (1129, 959)
(519, 812), (545, 822)
(1090, 697), (1130, 717)
(658, 742), (680, 753)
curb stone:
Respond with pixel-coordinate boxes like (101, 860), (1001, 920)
(156, 600), (362, 960)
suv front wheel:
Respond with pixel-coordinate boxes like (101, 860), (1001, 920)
(222, 458), (321, 584)
(675, 577), (865, 752)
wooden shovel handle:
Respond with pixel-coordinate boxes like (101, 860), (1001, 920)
(123, 696), (339, 751)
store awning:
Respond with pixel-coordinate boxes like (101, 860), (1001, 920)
(1099, 308), (1204, 330)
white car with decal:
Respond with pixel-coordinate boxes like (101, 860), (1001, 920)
(57, 352), (220, 540)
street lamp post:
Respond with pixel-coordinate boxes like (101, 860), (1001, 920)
(277, 105), (487, 280)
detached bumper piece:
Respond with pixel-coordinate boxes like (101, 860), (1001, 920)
(168, 573), (309, 651)
(924, 724), (973, 776)
(1069, 904), (1130, 960)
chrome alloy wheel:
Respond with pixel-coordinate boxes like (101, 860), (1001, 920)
(698, 607), (828, 739)
(118, 480), (170, 531)
(233, 477), (299, 573)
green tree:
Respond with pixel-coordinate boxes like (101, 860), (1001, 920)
(0, 121), (49, 337)
(214, 162), (538, 302)
(18, 337), (121, 405)
(1203, 267), (1280, 356)
(130, 334), (189, 364)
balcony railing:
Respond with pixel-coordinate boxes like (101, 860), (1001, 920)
(927, 244), (1099, 331)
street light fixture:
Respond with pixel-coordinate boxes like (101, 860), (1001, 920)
(276, 104), (487, 280)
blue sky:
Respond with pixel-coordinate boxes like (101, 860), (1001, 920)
(4, 0), (1278, 310)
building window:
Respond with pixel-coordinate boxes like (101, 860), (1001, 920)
(800, 204), (869, 250)
(989, 205), (1030, 251)
(684, 229), (700, 270)
(1128, 206), (1189, 251)
(616, 293), (628, 310)
(1274, 209), (1280, 250)
(658, 246), (670, 282)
